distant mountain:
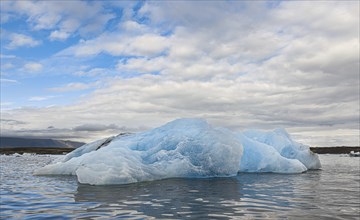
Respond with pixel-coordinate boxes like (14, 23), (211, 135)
(0, 137), (85, 149)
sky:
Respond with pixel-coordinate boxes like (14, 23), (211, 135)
(0, 1), (359, 146)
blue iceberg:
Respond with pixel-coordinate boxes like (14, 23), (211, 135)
(35, 118), (321, 185)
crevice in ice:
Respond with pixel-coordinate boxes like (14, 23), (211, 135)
(95, 136), (114, 150)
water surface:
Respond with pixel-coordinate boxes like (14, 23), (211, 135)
(1, 154), (359, 219)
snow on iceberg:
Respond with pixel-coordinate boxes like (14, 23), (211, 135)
(35, 118), (321, 185)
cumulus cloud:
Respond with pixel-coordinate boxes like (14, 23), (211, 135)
(58, 33), (170, 57)
(49, 82), (94, 92)
(23, 62), (43, 72)
(73, 68), (114, 77)
(6, 33), (40, 49)
(49, 30), (70, 41)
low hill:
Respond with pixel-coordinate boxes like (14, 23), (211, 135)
(0, 136), (85, 149)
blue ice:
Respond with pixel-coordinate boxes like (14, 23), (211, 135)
(35, 118), (321, 185)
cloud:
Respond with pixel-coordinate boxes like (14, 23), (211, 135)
(23, 62), (43, 72)
(29, 96), (57, 101)
(0, 54), (16, 59)
(0, 78), (18, 83)
(73, 123), (120, 132)
(58, 33), (170, 57)
(73, 68), (112, 77)
(6, 33), (41, 49)
(49, 82), (94, 92)
(1, 1), (116, 41)
(117, 57), (166, 74)
(0, 1), (358, 146)
(49, 30), (70, 41)
(0, 127), (83, 140)
(3, 69), (358, 145)
(1, 63), (14, 69)
(0, 119), (133, 142)
(0, 119), (26, 125)
(271, 1), (359, 37)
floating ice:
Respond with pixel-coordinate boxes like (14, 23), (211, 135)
(35, 118), (321, 185)
(241, 128), (321, 170)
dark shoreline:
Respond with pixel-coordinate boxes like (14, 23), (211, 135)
(0, 148), (76, 155)
(309, 146), (360, 154)
(1, 146), (359, 155)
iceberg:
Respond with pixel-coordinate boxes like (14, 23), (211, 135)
(241, 128), (321, 170)
(35, 118), (321, 185)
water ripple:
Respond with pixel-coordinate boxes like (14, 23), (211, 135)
(1, 154), (359, 219)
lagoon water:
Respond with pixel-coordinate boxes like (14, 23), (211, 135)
(0, 154), (359, 219)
